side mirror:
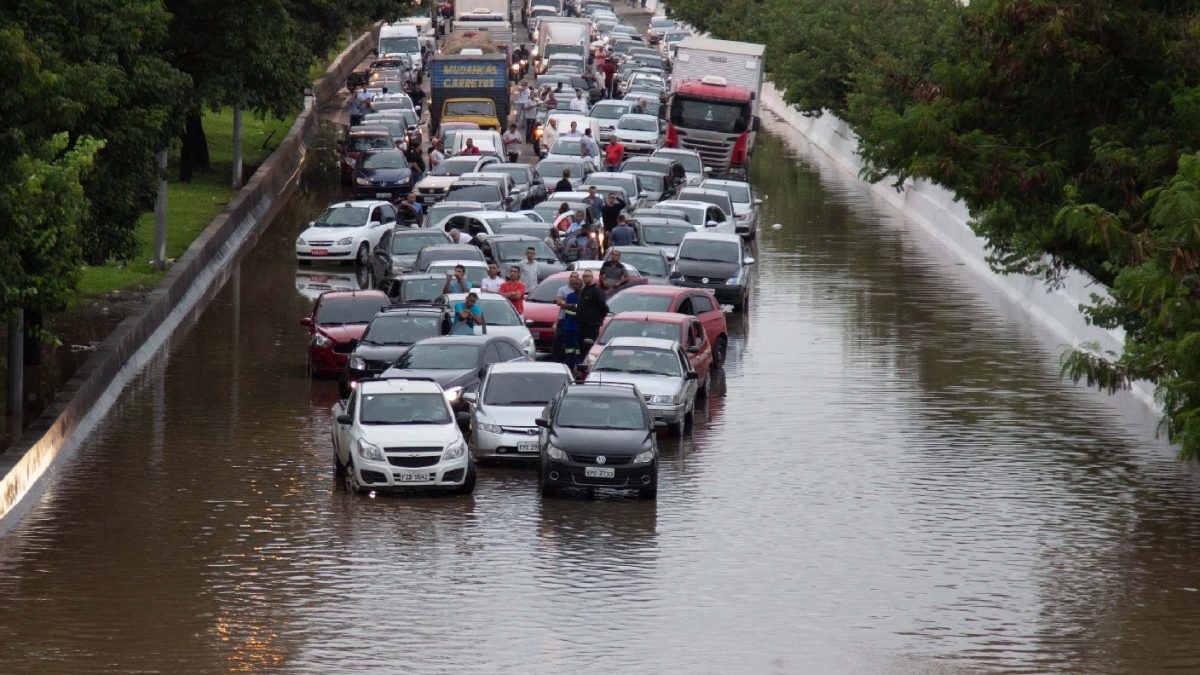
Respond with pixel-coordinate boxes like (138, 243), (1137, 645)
(639, 191), (648, 198)
(703, 167), (713, 174)
(753, 198), (763, 206)
(336, 414), (352, 425)
(705, 220), (718, 228)
(369, 220), (382, 227)
(535, 417), (550, 428)
(462, 391), (477, 403)
(743, 256), (756, 265)
(300, 317), (313, 327)
(685, 371), (698, 380)
(751, 116), (760, 132)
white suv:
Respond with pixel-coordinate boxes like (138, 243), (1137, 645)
(296, 200), (397, 266)
(332, 377), (475, 494)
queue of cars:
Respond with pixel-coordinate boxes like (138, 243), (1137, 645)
(307, 3), (759, 501)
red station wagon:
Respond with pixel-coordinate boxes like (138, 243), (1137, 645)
(583, 311), (714, 388)
(602, 285), (729, 366)
(300, 290), (390, 376)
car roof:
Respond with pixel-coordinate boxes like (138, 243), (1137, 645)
(394, 228), (449, 237)
(487, 361), (572, 375)
(428, 200), (485, 211)
(357, 377), (445, 395)
(419, 243), (480, 252)
(618, 113), (659, 122)
(612, 245), (663, 255)
(618, 284), (696, 297)
(700, 178), (751, 189)
(492, 163), (532, 172)
(318, 289), (388, 300)
(399, 273), (445, 281)
(415, 334), (504, 346)
(682, 231), (742, 243)
(605, 336), (680, 350)
(486, 234), (542, 242)
(377, 305), (446, 317)
(561, 382), (642, 399)
(427, 259), (488, 268)
(329, 200), (391, 209)
(609, 310), (689, 324)
(654, 148), (702, 159)
(349, 129), (390, 137)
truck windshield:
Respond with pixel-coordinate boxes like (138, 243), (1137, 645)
(670, 97), (750, 134)
(379, 37), (419, 54)
(445, 100), (496, 116)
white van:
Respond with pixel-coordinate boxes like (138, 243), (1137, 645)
(378, 24), (423, 80)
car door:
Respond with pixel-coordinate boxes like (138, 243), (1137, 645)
(688, 292), (725, 347)
(677, 345), (698, 403)
(372, 229), (393, 281)
(685, 319), (712, 380)
(334, 390), (359, 462)
(366, 206), (389, 248)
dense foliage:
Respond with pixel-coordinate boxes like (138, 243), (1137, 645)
(666, 0), (1200, 457)
(0, 0), (402, 325)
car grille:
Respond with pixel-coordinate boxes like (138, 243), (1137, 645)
(384, 446), (443, 453)
(307, 240), (335, 246)
(674, 131), (737, 173)
(387, 455), (441, 468)
(418, 187), (445, 194)
(528, 321), (555, 328)
(333, 342), (357, 354)
(569, 453), (632, 465)
(501, 426), (539, 435)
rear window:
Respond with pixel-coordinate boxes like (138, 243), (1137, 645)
(393, 233), (448, 255)
(446, 184), (500, 202)
(315, 296), (389, 325)
(483, 372), (571, 405)
(606, 293), (672, 314)
(400, 277), (447, 302)
(599, 319), (680, 344)
(529, 278), (569, 302)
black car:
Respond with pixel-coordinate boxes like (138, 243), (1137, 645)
(669, 233), (755, 310)
(380, 334), (530, 412)
(339, 306), (451, 398)
(379, 273), (453, 305)
(536, 382), (664, 499)
(481, 234), (565, 282)
(620, 156), (686, 192)
(491, 163), (548, 209)
(353, 149), (415, 201)
(370, 227), (452, 280)
(625, 169), (675, 203)
(412, 243), (487, 272)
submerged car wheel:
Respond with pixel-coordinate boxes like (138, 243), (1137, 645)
(713, 335), (728, 367)
(698, 370), (711, 397)
(453, 462), (477, 495)
(538, 470), (557, 498)
(355, 243), (370, 267)
(334, 449), (347, 478)
(638, 485), (657, 500)
(344, 459), (365, 494)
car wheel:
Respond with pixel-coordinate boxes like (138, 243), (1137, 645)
(453, 461), (477, 495)
(638, 485), (657, 500)
(334, 449), (347, 477)
(669, 416), (685, 437)
(355, 243), (370, 267)
(684, 406), (695, 434)
(539, 469), (556, 498)
(713, 335), (728, 368)
(698, 370), (711, 397)
(343, 458), (365, 494)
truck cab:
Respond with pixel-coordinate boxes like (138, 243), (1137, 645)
(666, 77), (757, 178)
(441, 98), (501, 130)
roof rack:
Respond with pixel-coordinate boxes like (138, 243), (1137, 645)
(567, 381), (640, 392)
(358, 375), (439, 385)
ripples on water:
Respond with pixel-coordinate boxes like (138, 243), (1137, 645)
(2, 123), (1200, 673)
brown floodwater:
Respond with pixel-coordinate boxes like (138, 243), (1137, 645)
(1, 121), (1199, 673)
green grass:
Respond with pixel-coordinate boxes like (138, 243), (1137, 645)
(76, 108), (295, 298)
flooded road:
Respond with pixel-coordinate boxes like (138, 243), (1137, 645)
(2, 125), (1200, 673)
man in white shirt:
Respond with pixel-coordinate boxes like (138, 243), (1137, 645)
(541, 118), (560, 155)
(449, 228), (473, 245)
(562, 120), (582, 138)
(479, 263), (504, 293)
(518, 246), (541, 291)
(502, 123), (523, 163)
(429, 139), (445, 168)
(569, 88), (588, 113)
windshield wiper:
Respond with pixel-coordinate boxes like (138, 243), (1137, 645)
(499, 400), (550, 406)
(681, 257), (730, 263)
(319, 321), (345, 326)
(626, 369), (667, 375)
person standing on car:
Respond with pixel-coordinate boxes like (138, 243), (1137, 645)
(576, 270), (608, 349)
(500, 265), (527, 314)
(599, 192), (626, 233)
(581, 129), (599, 163)
(601, 59), (616, 97)
(480, 263), (504, 293)
(450, 292), (486, 335)
(502, 123), (522, 163)
(582, 185), (603, 220)
(604, 138), (624, 172)
(519, 246), (540, 291)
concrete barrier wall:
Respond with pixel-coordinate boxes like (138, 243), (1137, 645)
(0, 25), (381, 530)
(758, 82), (1159, 409)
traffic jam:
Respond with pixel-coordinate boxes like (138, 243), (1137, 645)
(303, 0), (765, 499)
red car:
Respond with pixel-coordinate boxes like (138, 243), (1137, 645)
(338, 130), (393, 184)
(602, 285), (729, 366)
(523, 271), (647, 352)
(583, 312), (714, 389)
(300, 290), (390, 376)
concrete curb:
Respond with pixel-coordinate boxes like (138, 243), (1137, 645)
(0, 24), (383, 531)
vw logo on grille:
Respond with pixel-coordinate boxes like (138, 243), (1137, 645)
(701, 277), (709, 284)
(596, 456), (607, 465)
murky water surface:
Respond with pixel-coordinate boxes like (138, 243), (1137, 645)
(2, 125), (1199, 673)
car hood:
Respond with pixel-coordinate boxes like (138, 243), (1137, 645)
(301, 226), (363, 240)
(315, 323), (369, 343)
(733, 203), (753, 217)
(379, 367), (477, 387)
(483, 325), (533, 344)
(673, 259), (739, 279)
(614, 129), (659, 141)
(357, 167), (413, 184)
(549, 425), (654, 455)
(524, 301), (560, 323)
(475, 404), (545, 428)
(352, 343), (416, 365)
(415, 176), (459, 189)
(360, 423), (459, 448)
(646, 243), (678, 260)
(585, 371), (682, 397)
(391, 253), (419, 269)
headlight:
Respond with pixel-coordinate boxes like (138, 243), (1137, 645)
(349, 355), (366, 371)
(357, 439), (384, 461)
(633, 449), (655, 464)
(312, 333), (333, 348)
(296, 237), (306, 246)
(546, 444), (567, 460)
(355, 177), (371, 186)
(336, 237), (353, 246)
(477, 421), (502, 434)
(725, 276), (741, 285)
(521, 335), (535, 351)
(648, 394), (674, 405)
(443, 386), (463, 403)
(443, 438), (467, 460)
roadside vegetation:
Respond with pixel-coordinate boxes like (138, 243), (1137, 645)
(665, 0), (1200, 458)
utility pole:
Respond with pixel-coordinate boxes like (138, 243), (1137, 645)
(6, 310), (23, 419)
(231, 107), (243, 188)
(153, 148), (168, 270)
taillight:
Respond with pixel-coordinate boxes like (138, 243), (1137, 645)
(665, 122), (678, 149)
(730, 131), (749, 166)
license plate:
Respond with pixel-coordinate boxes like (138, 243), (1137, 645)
(310, 249), (328, 256)
(517, 441), (538, 453)
(584, 467), (615, 479)
(395, 471), (430, 482)
(375, 192), (391, 198)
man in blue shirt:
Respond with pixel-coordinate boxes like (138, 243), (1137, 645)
(451, 292), (485, 335)
(442, 264), (473, 294)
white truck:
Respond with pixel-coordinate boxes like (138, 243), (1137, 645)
(534, 17), (592, 72)
(378, 23), (425, 81)
(665, 37), (766, 178)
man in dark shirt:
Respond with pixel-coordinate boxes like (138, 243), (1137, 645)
(575, 270), (609, 348)
(609, 215), (637, 246)
(599, 192), (626, 233)
(554, 169), (573, 193)
(598, 249), (630, 289)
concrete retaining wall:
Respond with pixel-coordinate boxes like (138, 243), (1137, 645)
(758, 82), (1159, 409)
(0, 25), (382, 530)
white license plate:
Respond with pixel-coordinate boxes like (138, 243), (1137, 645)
(375, 192), (391, 198)
(395, 471), (430, 482)
(584, 467), (615, 479)
(517, 441), (538, 453)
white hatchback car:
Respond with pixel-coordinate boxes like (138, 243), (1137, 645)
(296, 200), (398, 266)
(612, 114), (665, 154)
(436, 292), (537, 356)
(332, 377), (474, 494)
(465, 361), (574, 460)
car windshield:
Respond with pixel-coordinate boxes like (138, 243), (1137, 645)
(397, 277), (444, 302)
(650, 17), (675, 28)
(360, 392), (451, 425)
(429, 264), (488, 285)
(348, 136), (392, 152)
(639, 223), (692, 245)
(537, 160), (582, 179)
(678, 240), (740, 263)
(528, 277), (569, 302)
(483, 372), (570, 405)
(665, 31), (690, 42)
(660, 152), (703, 173)
(614, 251), (666, 276)
(426, 204), (477, 225)
(362, 315), (443, 345)
(709, 183), (752, 203)
(591, 104), (629, 120)
(430, 158), (478, 176)
(446, 185), (500, 202)
(625, 98), (661, 115)
(379, 36), (420, 54)
(362, 152), (409, 169)
(679, 192), (729, 211)
(496, 240), (557, 263)
(393, 343), (480, 369)
(313, 207), (367, 227)
(593, 346), (681, 377)
(606, 292), (672, 313)
(445, 100), (496, 116)
(600, 320), (679, 344)
(393, 233), (448, 255)
(315, 296), (389, 325)
(670, 97), (751, 134)
(493, 166), (530, 185)
(555, 395), (646, 429)
(550, 139), (583, 155)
